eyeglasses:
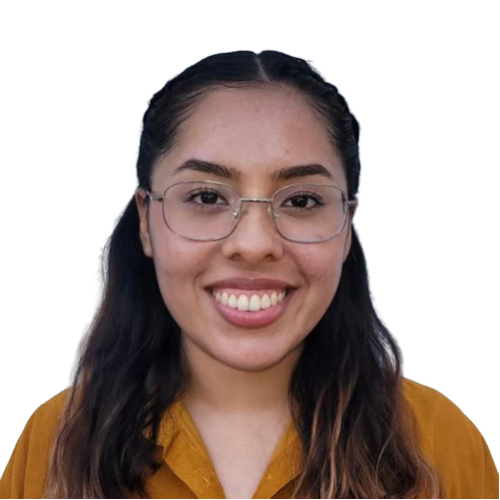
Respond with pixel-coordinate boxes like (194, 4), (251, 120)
(137, 180), (357, 244)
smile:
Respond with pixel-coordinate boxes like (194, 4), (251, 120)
(207, 288), (296, 329)
(211, 289), (288, 311)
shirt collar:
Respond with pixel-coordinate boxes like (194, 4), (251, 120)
(148, 398), (301, 498)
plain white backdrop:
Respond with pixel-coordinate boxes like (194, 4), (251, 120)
(0, 1), (498, 475)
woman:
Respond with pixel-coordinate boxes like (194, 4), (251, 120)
(1, 50), (497, 499)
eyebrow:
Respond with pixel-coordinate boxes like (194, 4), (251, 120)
(173, 159), (334, 181)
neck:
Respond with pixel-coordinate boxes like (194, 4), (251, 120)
(180, 334), (303, 418)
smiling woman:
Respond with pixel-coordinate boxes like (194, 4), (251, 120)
(0, 51), (498, 499)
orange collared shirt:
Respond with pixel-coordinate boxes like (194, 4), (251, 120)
(1, 378), (498, 498)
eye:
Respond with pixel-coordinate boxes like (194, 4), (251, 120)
(184, 188), (229, 207)
(281, 191), (325, 210)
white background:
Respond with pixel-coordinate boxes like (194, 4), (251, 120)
(1, 1), (498, 475)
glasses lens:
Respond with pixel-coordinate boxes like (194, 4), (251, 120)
(163, 181), (347, 242)
(163, 181), (239, 240)
(273, 184), (347, 242)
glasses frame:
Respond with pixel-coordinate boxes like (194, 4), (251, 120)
(137, 179), (358, 244)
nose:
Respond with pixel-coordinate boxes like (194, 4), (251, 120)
(220, 201), (285, 264)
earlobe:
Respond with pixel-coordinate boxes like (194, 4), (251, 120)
(135, 190), (154, 258)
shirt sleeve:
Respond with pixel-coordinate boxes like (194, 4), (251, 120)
(0, 390), (68, 499)
(478, 432), (499, 499)
(403, 378), (499, 499)
(0, 412), (37, 499)
(423, 387), (499, 499)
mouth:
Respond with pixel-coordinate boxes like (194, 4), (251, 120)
(209, 287), (293, 308)
(206, 287), (297, 329)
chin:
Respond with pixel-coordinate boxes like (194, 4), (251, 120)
(211, 338), (304, 373)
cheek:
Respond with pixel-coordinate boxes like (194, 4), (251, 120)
(297, 241), (346, 305)
(148, 217), (209, 309)
(300, 242), (345, 283)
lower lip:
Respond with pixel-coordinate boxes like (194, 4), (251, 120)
(207, 289), (296, 329)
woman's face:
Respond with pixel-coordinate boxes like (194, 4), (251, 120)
(136, 87), (353, 372)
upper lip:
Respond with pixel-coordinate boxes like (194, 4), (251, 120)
(206, 277), (297, 291)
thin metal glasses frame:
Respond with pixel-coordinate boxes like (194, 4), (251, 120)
(138, 179), (358, 244)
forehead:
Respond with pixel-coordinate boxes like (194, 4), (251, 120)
(153, 86), (346, 188)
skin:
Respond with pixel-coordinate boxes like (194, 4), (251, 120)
(135, 86), (354, 420)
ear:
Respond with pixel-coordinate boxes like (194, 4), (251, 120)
(135, 188), (153, 258)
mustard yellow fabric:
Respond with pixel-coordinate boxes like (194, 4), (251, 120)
(1, 378), (498, 498)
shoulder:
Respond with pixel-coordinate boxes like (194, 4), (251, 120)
(0, 388), (71, 499)
(34, 387), (70, 418)
(26, 387), (70, 426)
(21, 388), (71, 445)
(402, 377), (472, 426)
(12, 387), (71, 451)
(401, 377), (484, 455)
(401, 377), (487, 446)
(401, 377), (499, 499)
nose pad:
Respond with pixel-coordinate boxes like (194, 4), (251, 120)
(270, 204), (280, 220)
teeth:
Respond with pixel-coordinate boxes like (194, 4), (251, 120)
(249, 294), (260, 311)
(228, 294), (237, 308)
(213, 290), (287, 311)
(260, 294), (271, 309)
(237, 294), (249, 311)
